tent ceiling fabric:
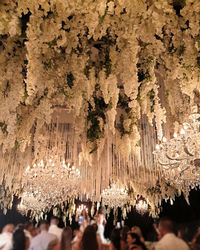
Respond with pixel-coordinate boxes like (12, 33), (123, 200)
(0, 0), (200, 218)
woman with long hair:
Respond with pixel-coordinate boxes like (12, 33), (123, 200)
(79, 225), (99, 250)
(131, 226), (145, 243)
(120, 226), (129, 250)
(127, 233), (147, 250)
(110, 229), (121, 250)
(97, 207), (106, 243)
(12, 228), (29, 250)
(60, 227), (73, 250)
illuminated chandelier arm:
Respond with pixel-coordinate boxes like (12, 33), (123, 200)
(184, 146), (195, 156)
(180, 165), (190, 172)
(157, 158), (180, 166)
(165, 152), (188, 161)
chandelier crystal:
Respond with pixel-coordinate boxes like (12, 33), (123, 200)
(153, 109), (200, 190)
(101, 184), (129, 208)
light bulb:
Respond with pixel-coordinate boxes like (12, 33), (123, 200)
(26, 166), (30, 172)
(173, 132), (178, 138)
(155, 144), (160, 150)
(163, 137), (167, 142)
(180, 128), (185, 135)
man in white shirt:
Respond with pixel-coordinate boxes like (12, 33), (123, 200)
(48, 216), (63, 242)
(29, 220), (57, 250)
(0, 224), (15, 250)
(155, 218), (189, 250)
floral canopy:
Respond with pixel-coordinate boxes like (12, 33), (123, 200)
(0, 0), (200, 218)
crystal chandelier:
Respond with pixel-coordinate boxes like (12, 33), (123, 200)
(153, 109), (200, 189)
(21, 158), (80, 211)
(17, 192), (46, 215)
(135, 197), (149, 214)
(101, 184), (129, 208)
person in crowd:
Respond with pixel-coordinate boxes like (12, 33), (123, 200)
(155, 217), (189, 250)
(13, 228), (30, 250)
(91, 223), (102, 249)
(71, 226), (83, 250)
(29, 220), (58, 250)
(60, 227), (73, 250)
(47, 226), (73, 250)
(120, 226), (129, 250)
(15, 224), (24, 230)
(191, 227), (200, 250)
(0, 223), (15, 250)
(110, 228), (121, 250)
(31, 227), (40, 238)
(24, 222), (34, 241)
(131, 226), (145, 243)
(75, 209), (90, 233)
(48, 216), (63, 242)
(90, 216), (97, 225)
(78, 225), (99, 250)
(97, 207), (106, 243)
(127, 232), (147, 250)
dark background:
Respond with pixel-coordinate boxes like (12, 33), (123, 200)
(0, 190), (200, 240)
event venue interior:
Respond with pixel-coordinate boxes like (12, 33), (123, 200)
(0, 0), (200, 249)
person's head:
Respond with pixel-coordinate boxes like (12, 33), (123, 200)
(82, 209), (86, 217)
(110, 228), (121, 250)
(61, 227), (72, 250)
(98, 207), (104, 214)
(80, 225), (98, 250)
(127, 232), (141, 246)
(158, 217), (174, 238)
(39, 220), (49, 231)
(24, 222), (33, 232)
(131, 226), (143, 238)
(2, 223), (15, 233)
(31, 227), (40, 237)
(15, 224), (24, 230)
(92, 223), (98, 232)
(12, 229), (27, 250)
(50, 216), (59, 226)
(120, 225), (129, 241)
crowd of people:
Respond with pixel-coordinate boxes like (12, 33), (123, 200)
(0, 215), (200, 250)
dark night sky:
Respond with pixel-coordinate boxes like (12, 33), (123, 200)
(0, 189), (200, 240)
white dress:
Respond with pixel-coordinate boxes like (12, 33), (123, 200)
(97, 214), (106, 243)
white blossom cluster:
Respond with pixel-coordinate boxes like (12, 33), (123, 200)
(0, 0), (200, 213)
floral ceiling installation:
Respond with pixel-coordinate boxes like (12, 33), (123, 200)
(0, 0), (200, 216)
